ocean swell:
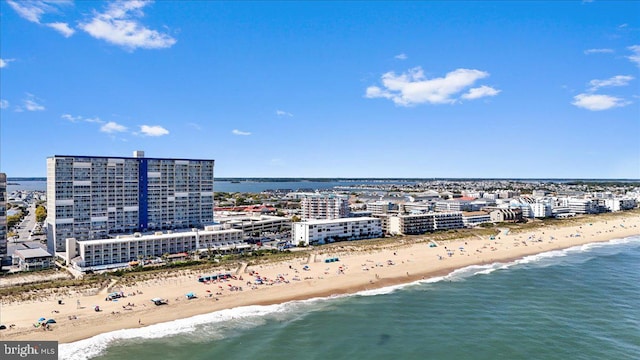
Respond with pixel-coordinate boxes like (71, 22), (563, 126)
(60, 235), (640, 360)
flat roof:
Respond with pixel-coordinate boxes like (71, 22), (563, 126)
(299, 217), (380, 225)
(80, 228), (242, 245)
(15, 248), (52, 258)
(49, 155), (215, 162)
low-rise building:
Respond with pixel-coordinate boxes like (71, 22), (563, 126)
(215, 214), (291, 234)
(567, 199), (598, 214)
(14, 248), (54, 271)
(388, 212), (464, 235)
(462, 211), (491, 227)
(68, 228), (246, 271)
(292, 217), (381, 246)
(435, 199), (472, 212)
(602, 198), (637, 212)
(490, 208), (523, 223)
(366, 201), (397, 214)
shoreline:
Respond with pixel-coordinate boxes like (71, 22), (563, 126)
(1, 213), (639, 345)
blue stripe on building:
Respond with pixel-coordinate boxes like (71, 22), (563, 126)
(138, 158), (148, 232)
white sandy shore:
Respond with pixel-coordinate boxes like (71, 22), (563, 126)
(1, 213), (639, 344)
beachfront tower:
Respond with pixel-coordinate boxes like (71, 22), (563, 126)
(0, 173), (7, 267)
(46, 152), (215, 255)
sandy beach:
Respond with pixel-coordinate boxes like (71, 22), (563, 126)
(1, 212), (639, 344)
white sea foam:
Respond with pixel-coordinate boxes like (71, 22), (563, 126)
(60, 235), (640, 360)
(60, 303), (304, 360)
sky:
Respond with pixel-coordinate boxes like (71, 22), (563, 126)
(1, 1), (639, 179)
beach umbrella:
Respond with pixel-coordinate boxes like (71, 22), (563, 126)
(38, 317), (46, 322)
(46, 319), (56, 324)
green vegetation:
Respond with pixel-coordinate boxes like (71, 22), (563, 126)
(36, 205), (47, 222)
(7, 212), (22, 229)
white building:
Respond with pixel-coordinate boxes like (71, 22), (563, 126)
(14, 248), (54, 271)
(510, 197), (536, 218)
(46, 151), (215, 255)
(366, 201), (397, 214)
(0, 173), (7, 265)
(300, 194), (350, 220)
(603, 198), (637, 212)
(292, 217), (381, 246)
(388, 212), (464, 235)
(531, 202), (553, 218)
(215, 214), (291, 234)
(567, 198), (598, 214)
(69, 228), (245, 271)
(435, 200), (471, 212)
(462, 211), (491, 227)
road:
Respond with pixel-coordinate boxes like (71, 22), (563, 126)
(8, 202), (47, 254)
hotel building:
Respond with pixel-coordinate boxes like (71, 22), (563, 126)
(388, 212), (464, 235)
(69, 227), (245, 270)
(292, 217), (382, 246)
(46, 151), (215, 254)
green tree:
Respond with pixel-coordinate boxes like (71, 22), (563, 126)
(7, 213), (22, 228)
(291, 215), (301, 222)
(36, 205), (47, 223)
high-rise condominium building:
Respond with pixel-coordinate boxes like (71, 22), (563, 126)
(46, 151), (215, 253)
(0, 173), (7, 263)
(300, 194), (350, 220)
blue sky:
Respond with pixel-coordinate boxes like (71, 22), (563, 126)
(1, 1), (639, 179)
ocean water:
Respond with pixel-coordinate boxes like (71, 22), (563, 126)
(62, 235), (640, 360)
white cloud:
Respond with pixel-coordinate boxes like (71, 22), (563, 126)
(79, 1), (176, 50)
(61, 113), (82, 122)
(0, 58), (16, 68)
(7, 0), (50, 23)
(572, 94), (630, 111)
(7, 0), (75, 37)
(365, 67), (497, 106)
(583, 48), (614, 55)
(627, 45), (640, 67)
(0, 99), (9, 109)
(140, 125), (169, 136)
(232, 129), (251, 136)
(588, 75), (634, 92)
(394, 53), (408, 60)
(100, 121), (128, 133)
(276, 110), (293, 117)
(187, 122), (202, 130)
(62, 113), (105, 123)
(461, 85), (501, 100)
(46, 22), (75, 37)
(23, 96), (45, 111)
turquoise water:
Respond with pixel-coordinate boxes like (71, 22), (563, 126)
(61, 236), (640, 360)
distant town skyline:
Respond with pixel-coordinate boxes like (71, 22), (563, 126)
(1, 1), (639, 179)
